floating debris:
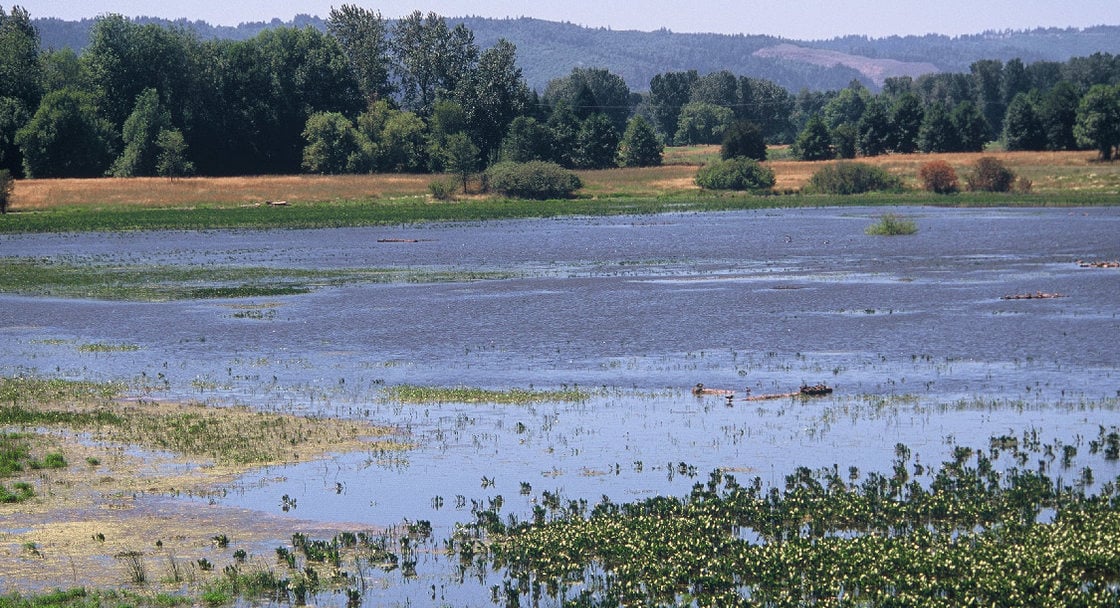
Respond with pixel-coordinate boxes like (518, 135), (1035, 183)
(1076, 259), (1120, 268)
(691, 383), (733, 396)
(1001, 291), (1066, 300)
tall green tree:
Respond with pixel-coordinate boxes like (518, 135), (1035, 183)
(889, 93), (924, 153)
(1002, 92), (1047, 151)
(793, 115), (834, 161)
(971, 59), (1005, 140)
(720, 120), (766, 161)
(674, 101), (733, 145)
(0, 96), (29, 175)
(574, 113), (620, 169)
(16, 89), (117, 178)
(1039, 81), (1080, 151)
(543, 68), (631, 133)
(109, 88), (172, 177)
(648, 70), (697, 142)
(689, 70), (738, 108)
(455, 39), (529, 160)
(327, 4), (394, 103)
(952, 100), (990, 152)
(82, 15), (201, 130)
(499, 116), (555, 163)
(618, 116), (663, 167)
(738, 77), (795, 143)
(391, 11), (478, 116)
(0, 6), (41, 110)
(856, 97), (892, 157)
(917, 102), (958, 153)
(1074, 84), (1120, 160)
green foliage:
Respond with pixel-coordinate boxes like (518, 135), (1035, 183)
(0, 168), (11, 214)
(695, 157), (775, 191)
(427, 177), (456, 200)
(0, 97), (30, 176)
(499, 116), (555, 163)
(918, 160), (960, 194)
(856, 98), (892, 156)
(1074, 83), (1120, 160)
(573, 114), (620, 170)
(866, 212), (918, 235)
(647, 70), (698, 141)
(453, 39), (530, 159)
(806, 161), (903, 195)
(673, 101), (733, 146)
(918, 102), (959, 153)
(155, 128), (193, 180)
(440, 132), (479, 190)
(1002, 92), (1047, 151)
(618, 116), (663, 167)
(109, 88), (172, 177)
(792, 115), (834, 161)
(327, 5), (394, 102)
(543, 67), (631, 133)
(391, 11), (478, 116)
(831, 122), (858, 159)
(719, 120), (766, 161)
(485, 161), (581, 199)
(16, 89), (117, 178)
(952, 100), (991, 152)
(301, 111), (371, 174)
(889, 93), (924, 153)
(966, 156), (1016, 192)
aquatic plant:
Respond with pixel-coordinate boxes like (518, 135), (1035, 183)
(866, 212), (918, 236)
(470, 431), (1120, 607)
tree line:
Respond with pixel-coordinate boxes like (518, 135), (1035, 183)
(1, 5), (1118, 184)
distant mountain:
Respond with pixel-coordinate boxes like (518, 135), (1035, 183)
(32, 15), (1120, 92)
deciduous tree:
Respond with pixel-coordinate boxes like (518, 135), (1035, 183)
(618, 116), (663, 167)
(1074, 83), (1120, 160)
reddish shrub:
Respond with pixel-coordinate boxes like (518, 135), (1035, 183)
(918, 160), (959, 194)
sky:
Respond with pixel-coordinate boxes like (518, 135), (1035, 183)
(13, 0), (1120, 40)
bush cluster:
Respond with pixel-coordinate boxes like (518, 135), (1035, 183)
(918, 160), (959, 194)
(966, 157), (1016, 192)
(695, 157), (775, 191)
(805, 161), (903, 194)
(485, 161), (582, 200)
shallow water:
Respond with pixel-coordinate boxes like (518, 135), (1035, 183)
(2, 206), (1119, 604)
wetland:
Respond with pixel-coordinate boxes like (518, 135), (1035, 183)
(1, 206), (1119, 606)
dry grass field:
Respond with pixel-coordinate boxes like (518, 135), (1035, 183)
(8, 148), (1118, 212)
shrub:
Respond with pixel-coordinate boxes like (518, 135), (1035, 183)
(918, 160), (959, 194)
(806, 161), (903, 195)
(966, 156), (1015, 192)
(427, 177), (457, 200)
(485, 161), (582, 200)
(695, 157), (776, 191)
(866, 213), (918, 236)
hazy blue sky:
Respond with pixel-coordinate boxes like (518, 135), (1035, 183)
(15, 0), (1120, 39)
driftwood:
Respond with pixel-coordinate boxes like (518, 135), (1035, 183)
(377, 238), (422, 243)
(1001, 291), (1066, 300)
(266, 200), (289, 207)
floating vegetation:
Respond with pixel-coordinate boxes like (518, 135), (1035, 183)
(383, 384), (591, 405)
(0, 258), (516, 301)
(463, 430), (1120, 607)
(77, 342), (141, 353)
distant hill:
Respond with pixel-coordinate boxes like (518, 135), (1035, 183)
(32, 15), (1120, 92)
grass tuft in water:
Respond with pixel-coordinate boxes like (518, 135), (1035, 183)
(866, 212), (918, 235)
(384, 384), (590, 405)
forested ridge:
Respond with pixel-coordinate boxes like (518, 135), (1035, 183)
(0, 5), (1118, 188)
(32, 15), (1120, 92)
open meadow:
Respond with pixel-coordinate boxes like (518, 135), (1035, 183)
(6, 148), (1118, 218)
